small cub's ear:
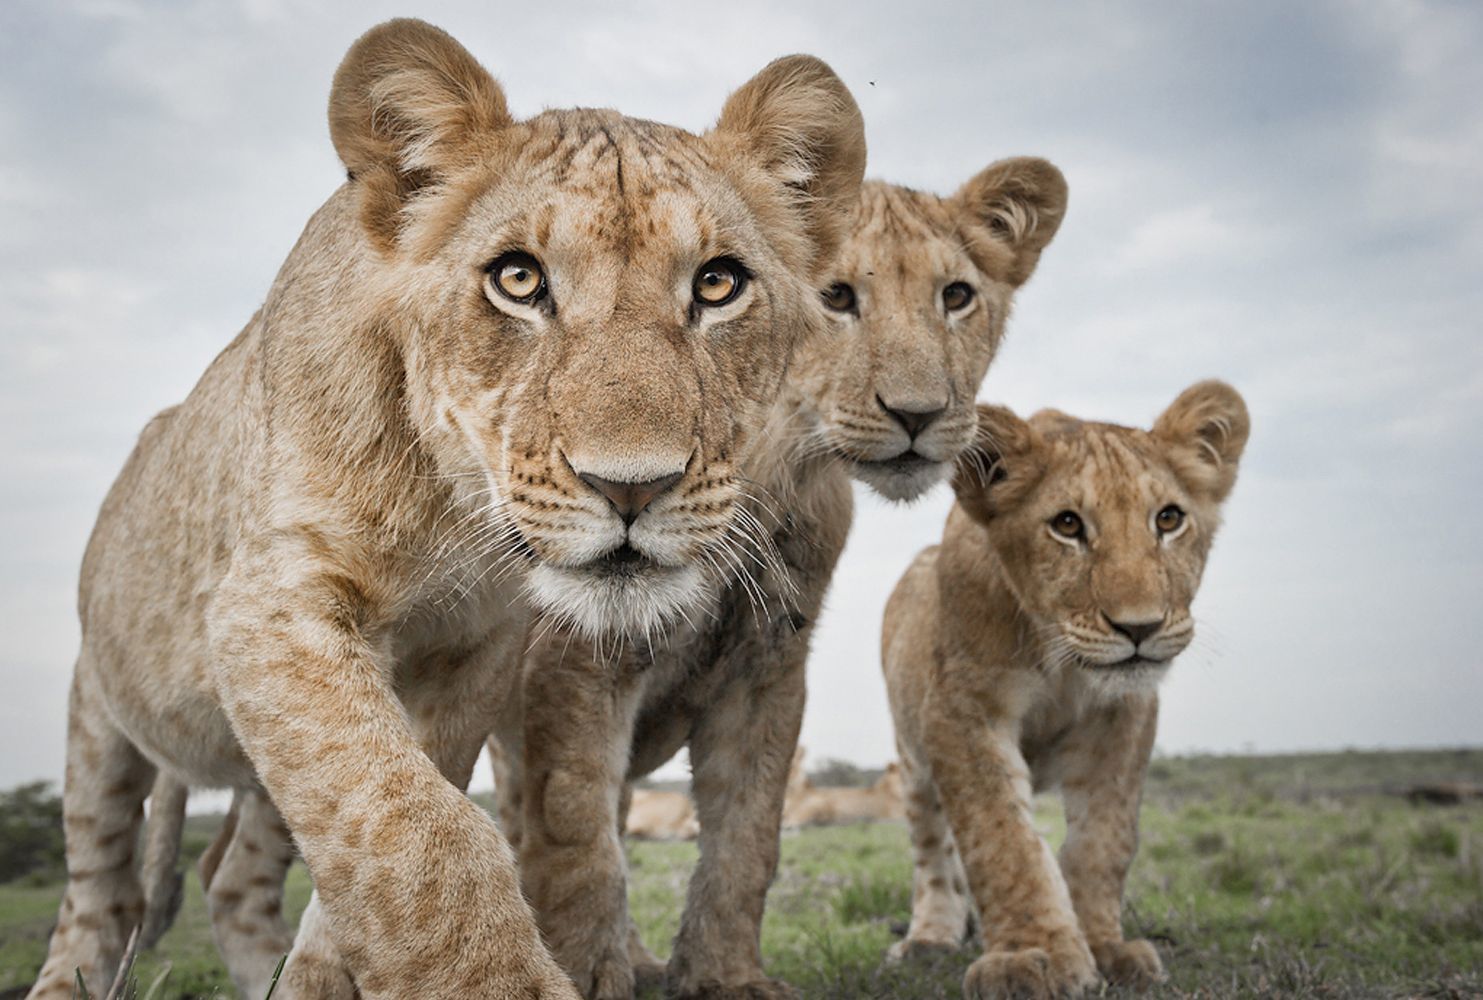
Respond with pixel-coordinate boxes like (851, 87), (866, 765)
(329, 19), (512, 250)
(713, 55), (867, 278)
(1152, 380), (1250, 503)
(951, 157), (1068, 286)
(952, 404), (1041, 524)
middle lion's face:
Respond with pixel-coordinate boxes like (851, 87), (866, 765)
(410, 108), (860, 639)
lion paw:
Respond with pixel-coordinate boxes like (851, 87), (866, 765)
(886, 934), (960, 963)
(1091, 938), (1166, 989)
(670, 976), (797, 1000)
(575, 946), (636, 1000)
(962, 946), (1100, 1000)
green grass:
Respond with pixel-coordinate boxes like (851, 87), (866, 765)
(3, 750), (1482, 998)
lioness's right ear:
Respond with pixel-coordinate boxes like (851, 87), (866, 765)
(952, 404), (1041, 524)
(951, 157), (1068, 287)
(329, 19), (512, 251)
(1152, 380), (1250, 503)
(712, 55), (867, 280)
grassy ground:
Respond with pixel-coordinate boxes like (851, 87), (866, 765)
(2, 749), (1481, 998)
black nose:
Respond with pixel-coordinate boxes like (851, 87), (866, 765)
(1106, 617), (1162, 645)
(878, 395), (946, 440)
(578, 471), (684, 527)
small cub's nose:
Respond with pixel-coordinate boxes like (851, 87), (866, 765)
(578, 470), (684, 527)
(877, 395), (946, 440)
(1106, 617), (1162, 645)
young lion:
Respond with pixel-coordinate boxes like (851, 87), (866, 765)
(29, 18), (865, 1000)
(882, 383), (1249, 999)
(495, 162), (1069, 999)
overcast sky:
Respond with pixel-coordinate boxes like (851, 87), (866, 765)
(1, 1), (1480, 791)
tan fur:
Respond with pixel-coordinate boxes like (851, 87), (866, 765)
(882, 383), (1250, 999)
(781, 761), (906, 828)
(30, 18), (865, 1000)
(624, 788), (700, 841)
(493, 162), (1067, 1000)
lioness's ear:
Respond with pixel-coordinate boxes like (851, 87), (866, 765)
(329, 19), (512, 250)
(952, 404), (1041, 524)
(713, 55), (867, 278)
(951, 157), (1068, 287)
(1152, 380), (1250, 503)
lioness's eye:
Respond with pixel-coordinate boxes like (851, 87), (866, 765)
(694, 257), (747, 307)
(822, 282), (857, 313)
(1051, 510), (1084, 539)
(943, 282), (975, 312)
(488, 252), (546, 305)
(1155, 504), (1185, 534)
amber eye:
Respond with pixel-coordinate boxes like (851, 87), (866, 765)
(822, 282), (857, 312)
(488, 252), (546, 304)
(694, 257), (747, 307)
(1155, 504), (1185, 534)
(942, 282), (975, 312)
(1051, 510), (1084, 539)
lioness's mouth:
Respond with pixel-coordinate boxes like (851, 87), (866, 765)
(853, 449), (939, 474)
(586, 543), (661, 579)
(1099, 655), (1167, 669)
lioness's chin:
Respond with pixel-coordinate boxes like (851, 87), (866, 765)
(1078, 658), (1172, 700)
(849, 456), (950, 503)
(526, 562), (713, 639)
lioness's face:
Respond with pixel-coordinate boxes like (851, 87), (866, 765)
(329, 24), (864, 639)
(789, 164), (1066, 503)
(954, 385), (1249, 697)
(413, 113), (827, 637)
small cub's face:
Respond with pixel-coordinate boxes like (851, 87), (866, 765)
(954, 382), (1249, 696)
(789, 163), (1067, 503)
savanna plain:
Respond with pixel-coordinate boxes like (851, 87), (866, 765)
(1, 750), (1479, 999)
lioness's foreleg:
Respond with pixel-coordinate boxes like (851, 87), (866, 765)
(922, 682), (1098, 1000)
(27, 670), (155, 1000)
(519, 639), (645, 1000)
(667, 664), (805, 1000)
(200, 789), (297, 998)
(1055, 696), (1165, 988)
(209, 558), (575, 1000)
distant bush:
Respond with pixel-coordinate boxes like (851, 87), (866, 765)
(0, 781), (65, 883)
(809, 758), (872, 788)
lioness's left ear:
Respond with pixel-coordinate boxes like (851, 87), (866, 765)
(329, 19), (513, 251)
(951, 157), (1068, 286)
(712, 55), (867, 279)
(1152, 380), (1251, 502)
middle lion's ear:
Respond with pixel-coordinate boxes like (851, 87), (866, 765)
(712, 55), (867, 279)
(951, 157), (1068, 287)
(329, 18), (513, 251)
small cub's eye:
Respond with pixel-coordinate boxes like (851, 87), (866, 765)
(942, 282), (975, 312)
(488, 252), (546, 304)
(822, 282), (857, 312)
(1155, 504), (1185, 534)
(1051, 510), (1084, 539)
(694, 257), (747, 307)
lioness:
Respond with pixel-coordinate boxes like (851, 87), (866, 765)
(495, 163), (1069, 999)
(28, 18), (865, 1000)
(882, 384), (1249, 999)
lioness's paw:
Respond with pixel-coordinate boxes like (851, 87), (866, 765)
(886, 934), (959, 963)
(962, 947), (1100, 1000)
(1091, 938), (1166, 989)
(670, 976), (797, 1000)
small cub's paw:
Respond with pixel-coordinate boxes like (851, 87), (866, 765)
(962, 947), (1100, 1000)
(886, 935), (959, 963)
(671, 977), (797, 1000)
(1091, 938), (1166, 989)
(578, 947), (636, 1000)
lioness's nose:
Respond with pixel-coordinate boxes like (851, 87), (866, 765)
(578, 470), (684, 526)
(877, 395), (946, 440)
(1106, 616), (1162, 645)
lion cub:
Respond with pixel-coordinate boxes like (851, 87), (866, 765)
(882, 382), (1249, 999)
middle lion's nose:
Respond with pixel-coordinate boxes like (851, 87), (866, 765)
(578, 470), (684, 527)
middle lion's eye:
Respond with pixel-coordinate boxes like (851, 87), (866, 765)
(821, 282), (857, 313)
(693, 257), (747, 307)
(488, 252), (547, 305)
(942, 282), (975, 312)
